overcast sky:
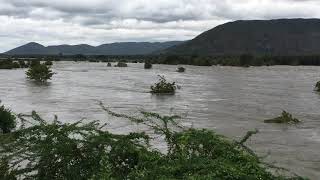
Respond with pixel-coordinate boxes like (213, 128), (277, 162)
(0, 0), (319, 52)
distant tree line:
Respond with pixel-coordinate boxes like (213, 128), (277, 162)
(4, 54), (320, 67)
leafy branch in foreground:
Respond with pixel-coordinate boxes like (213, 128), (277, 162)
(0, 104), (307, 180)
(0, 103), (16, 134)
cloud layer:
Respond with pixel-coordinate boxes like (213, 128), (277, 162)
(1, 0), (320, 52)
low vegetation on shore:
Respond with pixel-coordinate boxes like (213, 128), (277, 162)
(0, 103), (306, 179)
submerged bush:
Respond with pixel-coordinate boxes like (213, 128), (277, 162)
(0, 104), (306, 179)
(44, 61), (53, 66)
(115, 62), (128, 67)
(26, 63), (55, 83)
(144, 61), (152, 69)
(264, 111), (300, 124)
(0, 104), (16, 133)
(315, 81), (320, 92)
(18, 60), (28, 68)
(150, 75), (177, 94)
(0, 60), (25, 69)
(177, 67), (185, 72)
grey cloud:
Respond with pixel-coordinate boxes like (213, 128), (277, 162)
(0, 0), (320, 52)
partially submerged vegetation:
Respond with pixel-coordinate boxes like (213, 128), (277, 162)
(150, 75), (177, 94)
(0, 103), (16, 134)
(144, 61), (152, 69)
(315, 81), (320, 92)
(0, 103), (306, 179)
(26, 62), (55, 83)
(264, 111), (301, 124)
(177, 66), (185, 72)
(115, 62), (128, 67)
(44, 60), (53, 66)
(0, 60), (24, 69)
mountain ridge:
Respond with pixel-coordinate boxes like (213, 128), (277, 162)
(165, 18), (320, 56)
(5, 41), (184, 55)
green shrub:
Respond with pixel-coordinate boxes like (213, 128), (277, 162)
(44, 61), (53, 66)
(144, 61), (152, 69)
(177, 67), (185, 72)
(315, 81), (320, 92)
(264, 111), (300, 124)
(115, 62), (128, 67)
(0, 60), (15, 69)
(240, 54), (254, 67)
(0, 104), (16, 133)
(150, 76), (176, 94)
(107, 62), (112, 67)
(26, 63), (55, 83)
(18, 60), (28, 68)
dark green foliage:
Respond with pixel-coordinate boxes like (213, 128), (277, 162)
(115, 62), (128, 67)
(0, 104), (16, 133)
(0, 159), (16, 180)
(18, 60), (28, 68)
(0, 106), (306, 179)
(107, 62), (112, 67)
(28, 60), (41, 67)
(150, 75), (177, 94)
(315, 81), (320, 92)
(264, 111), (300, 124)
(177, 67), (185, 72)
(26, 63), (55, 83)
(44, 61), (53, 66)
(0, 60), (25, 69)
(144, 61), (152, 69)
(240, 54), (254, 67)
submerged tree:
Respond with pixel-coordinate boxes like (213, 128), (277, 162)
(177, 67), (185, 72)
(264, 111), (300, 124)
(315, 81), (320, 92)
(144, 61), (152, 69)
(0, 104), (16, 133)
(150, 75), (177, 94)
(44, 61), (53, 66)
(26, 63), (55, 83)
(115, 62), (128, 67)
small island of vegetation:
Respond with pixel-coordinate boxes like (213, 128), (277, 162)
(26, 62), (55, 83)
(177, 66), (185, 72)
(115, 62), (128, 67)
(264, 111), (301, 124)
(144, 61), (152, 69)
(315, 81), (320, 92)
(150, 75), (177, 94)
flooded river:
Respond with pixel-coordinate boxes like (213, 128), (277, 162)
(0, 61), (319, 179)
